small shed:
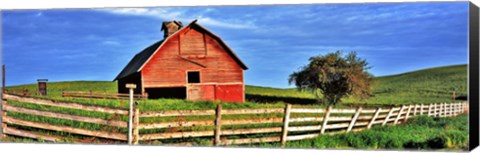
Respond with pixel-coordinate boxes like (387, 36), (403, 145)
(114, 20), (248, 103)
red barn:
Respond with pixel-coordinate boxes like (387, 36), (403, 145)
(114, 20), (248, 103)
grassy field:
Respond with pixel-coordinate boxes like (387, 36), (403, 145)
(2, 64), (468, 150)
(6, 64), (467, 107)
(252, 114), (469, 151)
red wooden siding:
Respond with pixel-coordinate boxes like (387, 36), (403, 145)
(117, 22), (246, 103)
(142, 26), (243, 87)
(215, 84), (244, 102)
(187, 84), (244, 102)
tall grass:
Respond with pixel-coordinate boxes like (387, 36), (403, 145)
(252, 114), (468, 151)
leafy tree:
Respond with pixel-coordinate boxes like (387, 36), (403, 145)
(288, 51), (373, 105)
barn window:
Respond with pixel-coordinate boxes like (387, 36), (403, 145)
(187, 71), (200, 83)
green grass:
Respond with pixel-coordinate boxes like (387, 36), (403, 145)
(251, 114), (469, 151)
(2, 64), (468, 149)
(7, 64), (467, 106)
(246, 64), (467, 105)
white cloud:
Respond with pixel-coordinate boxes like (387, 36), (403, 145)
(102, 40), (121, 46)
(99, 8), (256, 29)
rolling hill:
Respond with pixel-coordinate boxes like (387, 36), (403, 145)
(6, 64), (467, 106)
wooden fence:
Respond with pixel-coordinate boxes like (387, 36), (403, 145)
(62, 91), (147, 100)
(0, 93), (469, 146)
(1, 93), (129, 143)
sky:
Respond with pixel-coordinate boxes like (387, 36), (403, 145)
(1, 2), (469, 88)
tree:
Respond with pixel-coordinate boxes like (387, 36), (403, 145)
(288, 51), (373, 105)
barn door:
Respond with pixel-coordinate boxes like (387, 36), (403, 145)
(188, 86), (201, 101)
(187, 85), (215, 101)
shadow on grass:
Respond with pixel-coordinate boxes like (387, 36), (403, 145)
(246, 94), (396, 108)
(455, 95), (467, 101)
(246, 94), (318, 105)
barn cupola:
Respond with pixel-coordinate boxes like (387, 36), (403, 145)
(161, 20), (183, 38)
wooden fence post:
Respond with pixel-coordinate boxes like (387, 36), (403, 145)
(1, 100), (7, 139)
(444, 103), (448, 117)
(428, 103), (432, 116)
(457, 102), (461, 114)
(433, 103), (437, 117)
(320, 106), (332, 134)
(347, 107), (362, 132)
(455, 103), (459, 116)
(448, 103), (452, 117)
(458, 102), (461, 115)
(445, 103), (448, 117)
(438, 103), (442, 117)
(383, 107), (395, 126)
(444, 103), (447, 117)
(413, 104), (417, 116)
(404, 105), (412, 122)
(132, 106), (139, 145)
(368, 108), (381, 129)
(0, 64), (4, 140)
(214, 104), (223, 146)
(281, 104), (291, 147)
(420, 104), (424, 115)
(394, 105), (405, 124)
(126, 84), (136, 145)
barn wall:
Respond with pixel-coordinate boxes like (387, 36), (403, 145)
(141, 25), (243, 88)
(117, 72), (143, 94)
(214, 84), (244, 102)
(187, 83), (244, 103)
(140, 25), (244, 102)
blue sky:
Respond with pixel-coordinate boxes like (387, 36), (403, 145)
(2, 2), (469, 88)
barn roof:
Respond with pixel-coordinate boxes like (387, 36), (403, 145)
(114, 20), (248, 81)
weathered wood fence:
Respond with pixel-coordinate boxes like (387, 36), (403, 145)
(62, 91), (147, 100)
(1, 93), (129, 143)
(0, 93), (468, 146)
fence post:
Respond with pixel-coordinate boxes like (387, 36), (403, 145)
(383, 107), (395, 126)
(448, 103), (452, 117)
(394, 105), (405, 124)
(281, 104), (291, 147)
(433, 103), (437, 117)
(458, 102), (461, 114)
(347, 107), (362, 132)
(126, 84), (136, 145)
(132, 105), (139, 145)
(458, 102), (461, 115)
(444, 103), (447, 117)
(456, 103), (458, 115)
(428, 103), (432, 116)
(0, 65), (4, 140)
(1, 100), (7, 139)
(404, 105), (412, 122)
(441, 103), (445, 117)
(413, 104), (417, 116)
(320, 106), (332, 134)
(420, 104), (424, 115)
(443, 102), (447, 117)
(214, 104), (222, 146)
(368, 108), (381, 129)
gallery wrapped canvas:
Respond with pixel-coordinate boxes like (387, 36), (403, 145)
(0, 1), (479, 152)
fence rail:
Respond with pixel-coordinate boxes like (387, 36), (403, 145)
(62, 91), (147, 100)
(1, 94), (129, 143)
(0, 93), (469, 146)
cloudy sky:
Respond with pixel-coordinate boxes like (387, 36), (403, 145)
(2, 2), (469, 87)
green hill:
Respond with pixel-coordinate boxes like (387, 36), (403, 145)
(6, 64), (467, 105)
(246, 64), (467, 105)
